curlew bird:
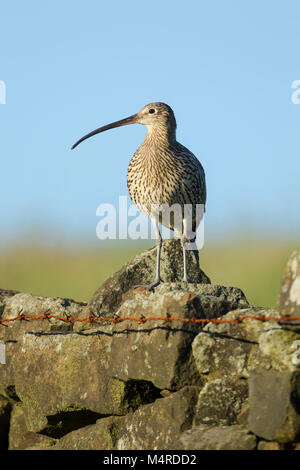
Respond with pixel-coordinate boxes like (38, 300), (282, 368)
(72, 102), (206, 290)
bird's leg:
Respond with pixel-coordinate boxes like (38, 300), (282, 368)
(181, 218), (199, 283)
(181, 234), (189, 283)
(148, 229), (163, 291)
(134, 218), (164, 292)
(181, 217), (190, 283)
(190, 236), (200, 269)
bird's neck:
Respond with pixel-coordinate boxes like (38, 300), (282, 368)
(143, 124), (176, 148)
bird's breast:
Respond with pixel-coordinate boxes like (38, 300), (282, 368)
(129, 162), (184, 214)
(127, 142), (206, 219)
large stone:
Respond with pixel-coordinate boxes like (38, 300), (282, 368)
(193, 378), (248, 426)
(277, 251), (300, 317)
(248, 369), (300, 443)
(192, 307), (300, 380)
(8, 403), (56, 450)
(52, 416), (120, 450)
(86, 239), (211, 318)
(255, 327), (300, 372)
(116, 387), (200, 450)
(54, 387), (200, 450)
(1, 291), (87, 335)
(192, 307), (264, 379)
(108, 284), (249, 390)
(11, 329), (157, 434)
(0, 289), (19, 316)
(0, 292), (87, 399)
(257, 440), (281, 450)
(170, 424), (257, 450)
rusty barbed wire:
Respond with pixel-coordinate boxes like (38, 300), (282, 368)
(0, 312), (300, 326)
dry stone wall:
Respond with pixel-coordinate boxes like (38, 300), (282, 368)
(0, 242), (300, 450)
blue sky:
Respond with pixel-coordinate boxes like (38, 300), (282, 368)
(1, 0), (300, 247)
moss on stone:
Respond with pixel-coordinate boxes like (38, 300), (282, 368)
(109, 420), (120, 448)
(259, 329), (300, 371)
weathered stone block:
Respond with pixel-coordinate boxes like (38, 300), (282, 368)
(194, 378), (248, 426)
(11, 331), (137, 433)
(192, 308), (263, 379)
(170, 424), (257, 450)
(9, 403), (56, 450)
(248, 369), (300, 443)
(277, 251), (300, 317)
(108, 284), (249, 390)
(0, 290), (87, 397)
(86, 239), (211, 318)
(0, 289), (19, 316)
(109, 289), (204, 390)
(116, 387), (200, 450)
(53, 416), (120, 450)
(192, 308), (300, 381)
(257, 440), (281, 450)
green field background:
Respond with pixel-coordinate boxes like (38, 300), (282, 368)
(0, 238), (298, 309)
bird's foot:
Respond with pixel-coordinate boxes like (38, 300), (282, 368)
(133, 278), (164, 293)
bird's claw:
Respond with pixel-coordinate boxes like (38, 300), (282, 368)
(133, 278), (164, 292)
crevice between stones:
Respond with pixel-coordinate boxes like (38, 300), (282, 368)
(40, 407), (104, 439)
(34, 379), (162, 440)
(122, 379), (162, 412)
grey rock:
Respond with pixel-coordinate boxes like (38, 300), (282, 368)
(0, 288), (19, 316)
(192, 307), (300, 380)
(0, 291), (87, 398)
(277, 251), (300, 318)
(52, 416), (120, 450)
(192, 307), (263, 379)
(116, 387), (200, 450)
(86, 238), (211, 319)
(2, 291), (87, 332)
(9, 403), (56, 450)
(254, 327), (300, 372)
(194, 378), (248, 426)
(170, 424), (257, 450)
(248, 369), (300, 443)
(11, 330), (153, 433)
(257, 440), (281, 450)
(108, 284), (249, 390)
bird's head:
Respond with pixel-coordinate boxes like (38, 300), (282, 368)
(136, 102), (176, 128)
(71, 102), (176, 150)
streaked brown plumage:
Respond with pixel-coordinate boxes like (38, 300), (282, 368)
(72, 102), (206, 289)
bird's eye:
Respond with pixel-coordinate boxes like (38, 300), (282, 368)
(148, 108), (156, 114)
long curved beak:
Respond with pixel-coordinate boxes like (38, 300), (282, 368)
(71, 113), (138, 150)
